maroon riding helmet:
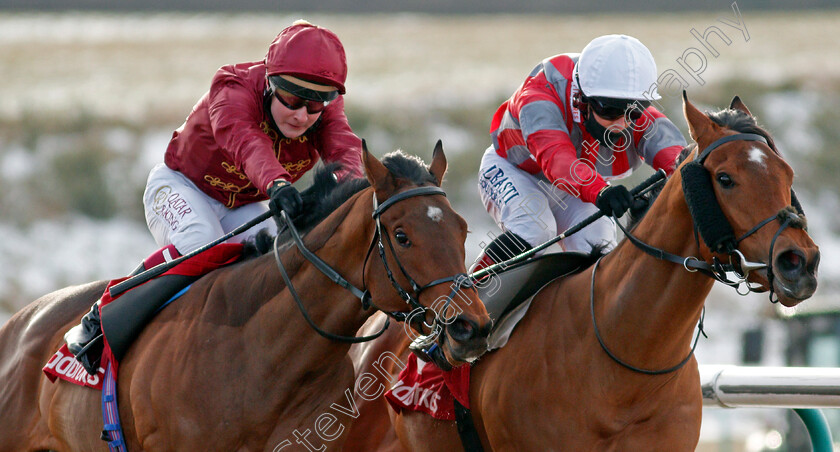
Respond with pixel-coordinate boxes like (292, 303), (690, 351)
(265, 21), (347, 102)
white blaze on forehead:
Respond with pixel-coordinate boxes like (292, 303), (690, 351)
(427, 206), (444, 222)
(748, 146), (768, 168)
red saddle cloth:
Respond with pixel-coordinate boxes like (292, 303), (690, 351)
(43, 244), (243, 390)
(385, 353), (471, 421)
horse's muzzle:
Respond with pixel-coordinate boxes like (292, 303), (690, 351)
(773, 246), (820, 305)
(442, 315), (492, 364)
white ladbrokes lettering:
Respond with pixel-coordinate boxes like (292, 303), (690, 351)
(45, 349), (103, 387)
(389, 379), (441, 414)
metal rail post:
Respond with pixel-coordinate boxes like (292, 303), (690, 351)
(700, 365), (840, 451)
(794, 408), (833, 452)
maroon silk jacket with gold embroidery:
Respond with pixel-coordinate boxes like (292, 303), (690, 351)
(164, 61), (363, 208)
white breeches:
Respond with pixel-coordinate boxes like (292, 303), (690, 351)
(477, 147), (616, 253)
(143, 163), (277, 254)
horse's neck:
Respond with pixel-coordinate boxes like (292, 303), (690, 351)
(224, 192), (375, 371)
(595, 180), (714, 368)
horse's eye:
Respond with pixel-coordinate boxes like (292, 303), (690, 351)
(716, 173), (734, 188)
(394, 230), (411, 247)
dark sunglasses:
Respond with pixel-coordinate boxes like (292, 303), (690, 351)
(587, 96), (650, 121)
(273, 89), (330, 114)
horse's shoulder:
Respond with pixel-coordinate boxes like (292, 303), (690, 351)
(189, 256), (282, 326)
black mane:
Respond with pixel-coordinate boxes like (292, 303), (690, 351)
(380, 150), (439, 187)
(625, 145), (694, 230)
(295, 150), (436, 231)
(707, 108), (778, 153)
(295, 163), (368, 233)
(243, 150), (434, 257)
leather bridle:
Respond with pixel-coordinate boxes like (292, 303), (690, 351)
(592, 132), (807, 374)
(621, 133), (806, 299)
(273, 186), (476, 343)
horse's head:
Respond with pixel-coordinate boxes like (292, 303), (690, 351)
(681, 93), (820, 306)
(362, 141), (491, 366)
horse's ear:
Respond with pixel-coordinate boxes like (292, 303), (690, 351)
(428, 140), (447, 187)
(729, 95), (753, 116)
(682, 91), (716, 143)
(362, 139), (394, 193)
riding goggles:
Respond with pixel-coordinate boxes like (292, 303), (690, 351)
(273, 89), (330, 114)
(268, 75), (338, 114)
(585, 95), (651, 121)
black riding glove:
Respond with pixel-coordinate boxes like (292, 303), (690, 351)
(595, 185), (634, 218)
(267, 180), (303, 220)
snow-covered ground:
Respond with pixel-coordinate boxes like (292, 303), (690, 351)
(1, 10), (839, 123)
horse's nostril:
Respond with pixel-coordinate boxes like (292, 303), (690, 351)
(449, 318), (475, 341)
(457, 319), (474, 336)
(776, 250), (805, 277)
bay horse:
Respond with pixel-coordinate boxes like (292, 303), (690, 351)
(345, 94), (820, 451)
(0, 142), (492, 451)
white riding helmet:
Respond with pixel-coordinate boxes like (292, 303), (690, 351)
(575, 34), (660, 100)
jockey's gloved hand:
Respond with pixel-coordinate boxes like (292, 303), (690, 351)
(595, 185), (634, 218)
(629, 196), (651, 219)
(267, 179), (303, 220)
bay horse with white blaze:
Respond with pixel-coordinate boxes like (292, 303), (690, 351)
(0, 142), (492, 451)
(346, 94), (820, 451)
